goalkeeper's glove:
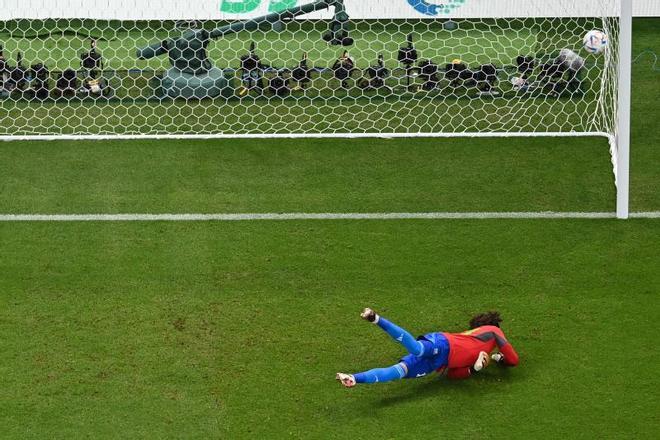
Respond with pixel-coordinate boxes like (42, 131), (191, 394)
(491, 353), (505, 364)
(472, 351), (490, 372)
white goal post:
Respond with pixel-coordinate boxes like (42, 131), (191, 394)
(616, 0), (632, 219)
(0, 0), (632, 217)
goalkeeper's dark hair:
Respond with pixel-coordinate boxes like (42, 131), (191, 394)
(469, 311), (503, 329)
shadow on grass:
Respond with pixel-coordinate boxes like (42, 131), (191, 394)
(373, 365), (526, 409)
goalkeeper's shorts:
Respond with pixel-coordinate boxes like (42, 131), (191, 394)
(400, 332), (449, 378)
(400, 353), (446, 379)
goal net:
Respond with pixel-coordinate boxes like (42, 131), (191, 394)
(0, 0), (631, 216)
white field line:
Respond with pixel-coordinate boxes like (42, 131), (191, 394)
(0, 212), (659, 221)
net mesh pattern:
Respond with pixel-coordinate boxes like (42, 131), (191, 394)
(0, 1), (619, 138)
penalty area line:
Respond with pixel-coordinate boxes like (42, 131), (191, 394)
(0, 212), (659, 221)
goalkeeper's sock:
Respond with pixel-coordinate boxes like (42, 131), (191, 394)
(353, 364), (406, 384)
(377, 317), (426, 357)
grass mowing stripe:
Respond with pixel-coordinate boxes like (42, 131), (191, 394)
(0, 137), (618, 214)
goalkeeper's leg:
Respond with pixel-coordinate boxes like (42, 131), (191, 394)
(336, 362), (407, 387)
(361, 308), (433, 357)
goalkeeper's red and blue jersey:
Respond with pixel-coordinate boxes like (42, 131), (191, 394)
(438, 325), (519, 379)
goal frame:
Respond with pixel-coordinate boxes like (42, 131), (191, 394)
(615, 0), (632, 219)
(0, 0), (633, 218)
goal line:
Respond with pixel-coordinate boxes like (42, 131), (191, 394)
(0, 212), (658, 222)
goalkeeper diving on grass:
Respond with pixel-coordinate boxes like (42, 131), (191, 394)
(336, 309), (519, 387)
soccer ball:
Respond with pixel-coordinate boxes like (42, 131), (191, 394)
(583, 30), (607, 54)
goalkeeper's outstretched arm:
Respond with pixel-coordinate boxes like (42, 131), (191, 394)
(493, 330), (519, 366)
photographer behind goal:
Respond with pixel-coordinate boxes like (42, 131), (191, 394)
(513, 48), (586, 97)
(540, 48), (586, 96)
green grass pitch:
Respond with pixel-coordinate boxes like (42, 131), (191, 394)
(0, 18), (659, 439)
